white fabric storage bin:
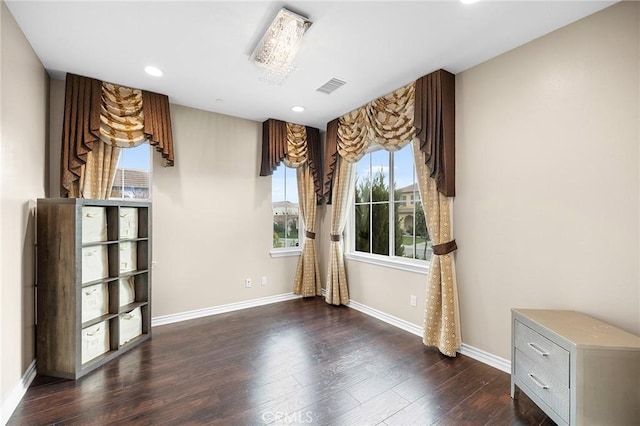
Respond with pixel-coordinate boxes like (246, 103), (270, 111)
(119, 277), (135, 307)
(81, 245), (109, 283)
(81, 321), (110, 364)
(119, 208), (138, 240)
(81, 206), (107, 243)
(119, 242), (137, 273)
(119, 307), (142, 346)
(81, 283), (108, 323)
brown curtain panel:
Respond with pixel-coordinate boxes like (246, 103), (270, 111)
(323, 118), (339, 204)
(61, 73), (102, 197)
(259, 119), (288, 176)
(414, 69), (456, 197)
(142, 91), (175, 166)
(305, 126), (323, 204)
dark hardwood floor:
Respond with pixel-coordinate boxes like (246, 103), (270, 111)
(9, 298), (552, 425)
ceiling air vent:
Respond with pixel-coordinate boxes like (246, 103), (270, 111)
(316, 78), (346, 94)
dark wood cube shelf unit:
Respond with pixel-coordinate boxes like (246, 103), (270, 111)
(36, 198), (152, 379)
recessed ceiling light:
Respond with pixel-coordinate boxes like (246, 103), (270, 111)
(291, 105), (305, 112)
(144, 66), (163, 77)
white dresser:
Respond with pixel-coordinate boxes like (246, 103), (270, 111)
(511, 309), (640, 426)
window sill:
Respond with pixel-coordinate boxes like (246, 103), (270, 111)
(345, 252), (429, 275)
(270, 248), (302, 258)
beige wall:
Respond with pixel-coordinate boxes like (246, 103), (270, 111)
(0, 0), (48, 415)
(455, 1), (639, 359)
(150, 104), (299, 316)
(333, 1), (639, 361)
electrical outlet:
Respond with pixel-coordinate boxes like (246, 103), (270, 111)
(261, 276), (268, 286)
(410, 295), (417, 307)
(245, 278), (252, 288)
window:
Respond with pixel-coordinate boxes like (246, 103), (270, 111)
(110, 143), (152, 200)
(351, 143), (431, 264)
(271, 165), (300, 250)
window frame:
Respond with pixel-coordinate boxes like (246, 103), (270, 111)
(270, 164), (302, 257)
(346, 143), (429, 275)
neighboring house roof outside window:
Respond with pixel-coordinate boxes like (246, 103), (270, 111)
(112, 169), (149, 189)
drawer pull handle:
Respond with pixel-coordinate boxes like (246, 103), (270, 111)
(528, 342), (549, 357)
(528, 373), (549, 390)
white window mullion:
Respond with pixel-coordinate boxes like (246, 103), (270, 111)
(389, 151), (395, 257)
(368, 153), (373, 254)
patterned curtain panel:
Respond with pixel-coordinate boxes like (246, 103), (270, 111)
(61, 73), (175, 198)
(414, 70), (455, 196)
(78, 141), (120, 199)
(412, 138), (460, 357)
(325, 156), (356, 305)
(293, 163), (322, 297)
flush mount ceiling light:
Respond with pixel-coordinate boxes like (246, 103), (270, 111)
(250, 8), (312, 84)
(144, 66), (163, 77)
(461, 0), (480, 4)
(291, 105), (305, 112)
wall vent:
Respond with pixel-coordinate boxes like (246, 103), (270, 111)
(316, 78), (347, 94)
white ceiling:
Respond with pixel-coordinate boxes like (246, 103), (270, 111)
(6, 0), (615, 130)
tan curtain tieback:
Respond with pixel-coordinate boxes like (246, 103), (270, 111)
(432, 239), (457, 256)
(330, 234), (342, 242)
(305, 231), (316, 239)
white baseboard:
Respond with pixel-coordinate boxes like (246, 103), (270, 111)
(151, 292), (302, 327)
(346, 299), (424, 338)
(328, 289), (511, 374)
(458, 343), (510, 374)
(1, 360), (37, 425)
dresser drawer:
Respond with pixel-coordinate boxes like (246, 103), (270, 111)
(515, 320), (569, 386)
(515, 348), (570, 422)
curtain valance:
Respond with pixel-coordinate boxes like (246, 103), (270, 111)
(61, 73), (175, 197)
(259, 118), (322, 203)
(323, 69), (455, 201)
(323, 82), (416, 202)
